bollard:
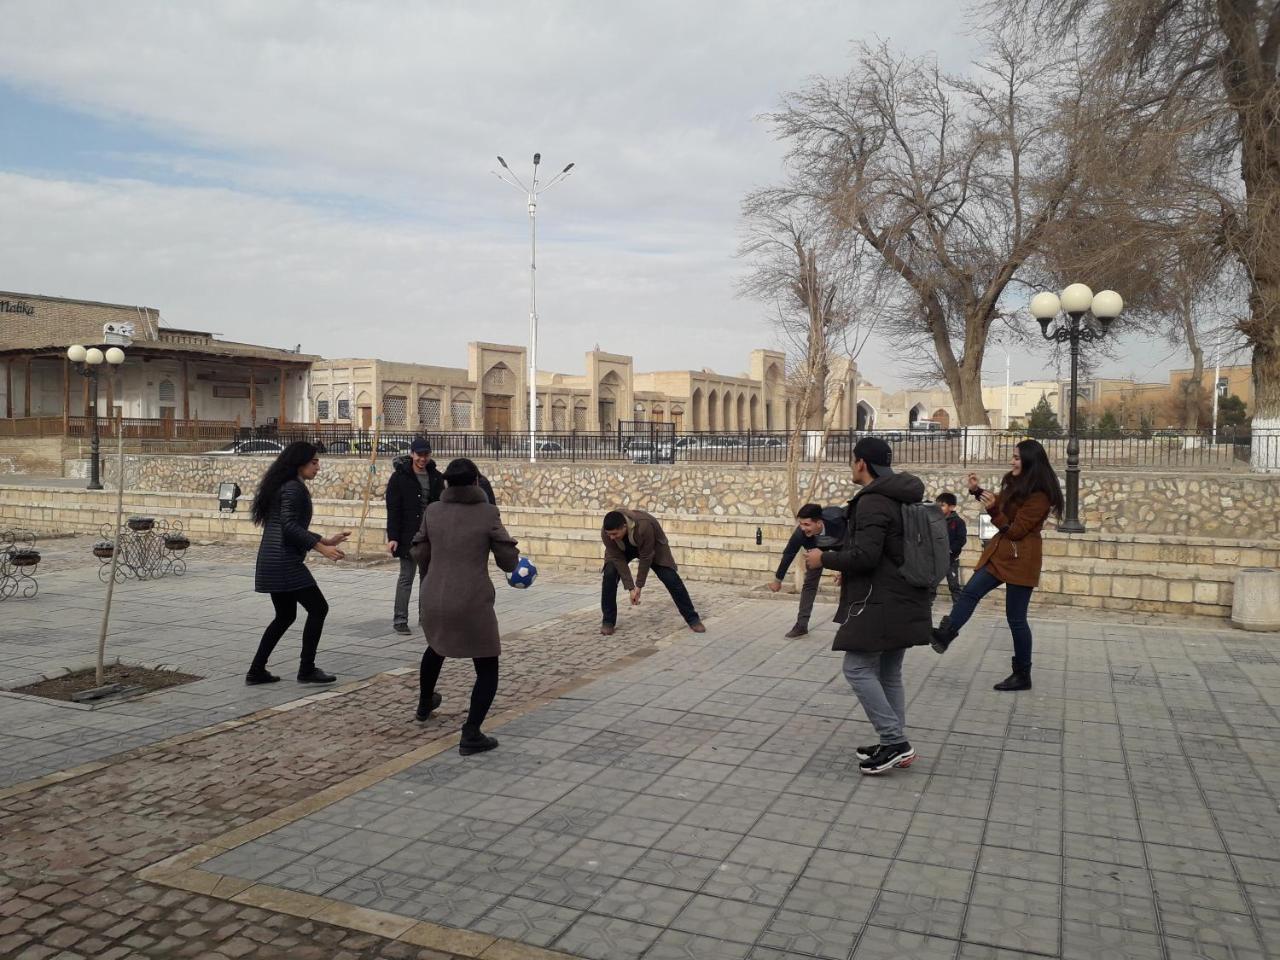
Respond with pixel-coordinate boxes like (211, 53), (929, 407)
(1230, 568), (1280, 632)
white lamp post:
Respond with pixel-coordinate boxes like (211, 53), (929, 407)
(492, 152), (576, 463)
(67, 343), (126, 490)
(1030, 285), (1123, 532)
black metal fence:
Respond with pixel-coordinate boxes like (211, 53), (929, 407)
(221, 423), (1277, 470)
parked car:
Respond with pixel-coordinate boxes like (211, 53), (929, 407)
(210, 439), (285, 456)
(627, 440), (674, 463)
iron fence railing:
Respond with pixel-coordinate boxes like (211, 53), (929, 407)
(8, 414), (1269, 468)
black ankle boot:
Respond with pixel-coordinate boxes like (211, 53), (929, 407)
(415, 692), (442, 722)
(930, 616), (958, 654)
(993, 658), (1032, 691)
(459, 724), (499, 756)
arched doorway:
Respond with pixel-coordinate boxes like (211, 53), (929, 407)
(598, 371), (623, 430)
(856, 400), (877, 431)
(736, 394), (747, 431)
(722, 392), (732, 432)
(931, 408), (951, 429)
(908, 402), (927, 426)
(691, 388), (703, 430)
(707, 389), (719, 431)
(749, 394), (760, 429)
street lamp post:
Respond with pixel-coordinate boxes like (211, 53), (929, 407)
(1029, 284), (1124, 533)
(492, 152), (576, 464)
(67, 344), (126, 490)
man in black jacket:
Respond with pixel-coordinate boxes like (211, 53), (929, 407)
(769, 503), (847, 639)
(386, 438), (444, 634)
(805, 437), (931, 775)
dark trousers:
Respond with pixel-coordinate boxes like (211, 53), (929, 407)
(602, 558), (699, 626)
(795, 565), (823, 628)
(393, 556), (418, 627)
(946, 557), (963, 601)
(419, 648), (499, 729)
(252, 586), (329, 673)
(945, 568), (1034, 670)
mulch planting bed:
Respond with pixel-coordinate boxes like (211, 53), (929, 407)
(12, 663), (202, 701)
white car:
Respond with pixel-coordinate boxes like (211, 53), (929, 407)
(209, 439), (285, 456)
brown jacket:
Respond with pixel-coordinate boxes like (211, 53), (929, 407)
(602, 509), (678, 591)
(410, 485), (520, 658)
(976, 491), (1051, 588)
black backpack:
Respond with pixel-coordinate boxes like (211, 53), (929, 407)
(899, 501), (950, 589)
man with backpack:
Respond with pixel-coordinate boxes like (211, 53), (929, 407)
(768, 503), (848, 638)
(804, 437), (939, 774)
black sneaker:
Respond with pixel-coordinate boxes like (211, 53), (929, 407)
(859, 742), (916, 775)
(784, 625), (808, 639)
(855, 744), (879, 760)
(245, 669), (280, 686)
(297, 667), (337, 684)
(393, 623), (412, 635)
(415, 692), (443, 721)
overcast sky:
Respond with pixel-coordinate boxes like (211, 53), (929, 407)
(0, 1), (1229, 390)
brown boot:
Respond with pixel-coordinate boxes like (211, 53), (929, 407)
(689, 621), (706, 633)
(601, 624), (615, 636)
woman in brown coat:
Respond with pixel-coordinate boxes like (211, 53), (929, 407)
(410, 458), (520, 754)
(930, 439), (1064, 691)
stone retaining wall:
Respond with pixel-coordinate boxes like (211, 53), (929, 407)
(4, 482), (1276, 622)
(99, 454), (1280, 541)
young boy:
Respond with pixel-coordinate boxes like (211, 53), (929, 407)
(936, 492), (967, 602)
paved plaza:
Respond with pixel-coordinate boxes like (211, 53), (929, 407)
(0, 546), (598, 788)
(1, 546), (1279, 959)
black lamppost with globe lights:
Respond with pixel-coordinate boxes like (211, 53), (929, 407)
(1029, 284), (1124, 533)
(66, 344), (126, 490)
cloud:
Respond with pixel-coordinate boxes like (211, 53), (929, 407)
(4, 1), (1063, 384)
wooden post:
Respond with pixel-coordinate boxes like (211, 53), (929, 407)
(23, 357), (32, 416)
(181, 360), (190, 421)
(62, 358), (70, 433)
(279, 367), (287, 427)
(354, 415), (382, 559)
(249, 367), (257, 428)
(97, 412), (127, 687)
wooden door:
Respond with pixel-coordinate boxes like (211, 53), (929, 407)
(484, 395), (511, 432)
(359, 406), (372, 429)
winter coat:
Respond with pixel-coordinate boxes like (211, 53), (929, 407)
(254, 479), (322, 594)
(602, 509), (678, 591)
(410, 485), (520, 658)
(946, 513), (968, 560)
(820, 472), (933, 654)
(775, 507), (848, 581)
(385, 456), (444, 559)
(975, 490), (1051, 588)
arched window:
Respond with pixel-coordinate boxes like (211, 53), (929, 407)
(418, 394), (442, 429)
(316, 395), (330, 421)
(158, 379), (176, 404)
(383, 393), (407, 427)
(450, 393), (473, 429)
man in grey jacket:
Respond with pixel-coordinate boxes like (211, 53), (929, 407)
(805, 437), (931, 774)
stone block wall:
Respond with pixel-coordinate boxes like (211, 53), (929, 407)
(99, 454), (1280, 541)
(3, 481), (1276, 622)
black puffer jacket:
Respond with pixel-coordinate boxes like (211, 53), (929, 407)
(820, 472), (933, 654)
(385, 457), (444, 559)
(254, 479), (322, 593)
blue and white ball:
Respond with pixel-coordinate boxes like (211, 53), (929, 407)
(508, 557), (538, 589)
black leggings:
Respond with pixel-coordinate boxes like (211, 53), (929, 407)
(251, 586), (329, 673)
(420, 648), (499, 729)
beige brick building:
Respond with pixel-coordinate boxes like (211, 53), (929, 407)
(308, 345), (810, 434)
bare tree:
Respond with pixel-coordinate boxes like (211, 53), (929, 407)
(1006, 0), (1280, 465)
(763, 31), (1087, 428)
(739, 192), (874, 514)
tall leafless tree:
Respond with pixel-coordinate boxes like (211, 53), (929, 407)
(739, 192), (874, 514)
(1006, 0), (1280, 465)
(763, 32), (1087, 428)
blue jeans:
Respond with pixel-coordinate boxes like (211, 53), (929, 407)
(946, 568), (1034, 670)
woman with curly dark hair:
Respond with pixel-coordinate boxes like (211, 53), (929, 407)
(246, 441), (349, 686)
(929, 439), (1064, 691)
